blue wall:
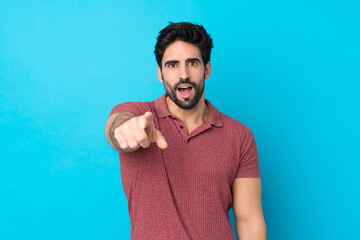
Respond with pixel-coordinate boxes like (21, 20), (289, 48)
(1, 1), (359, 239)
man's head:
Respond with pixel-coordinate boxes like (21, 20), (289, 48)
(155, 22), (213, 110)
(154, 22), (213, 69)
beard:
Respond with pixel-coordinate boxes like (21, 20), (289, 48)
(162, 73), (205, 110)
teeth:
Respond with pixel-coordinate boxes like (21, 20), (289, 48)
(179, 86), (190, 89)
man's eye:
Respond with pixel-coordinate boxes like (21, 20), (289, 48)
(169, 63), (176, 68)
(189, 61), (198, 66)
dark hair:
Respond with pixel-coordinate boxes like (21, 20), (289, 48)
(154, 22), (213, 68)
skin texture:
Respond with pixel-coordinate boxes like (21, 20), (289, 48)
(104, 40), (266, 239)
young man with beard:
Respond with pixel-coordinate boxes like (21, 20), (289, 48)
(105, 22), (266, 239)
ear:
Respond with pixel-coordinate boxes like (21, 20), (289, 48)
(157, 65), (164, 83)
(204, 61), (211, 80)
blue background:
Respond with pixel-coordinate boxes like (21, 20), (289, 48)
(1, 0), (359, 239)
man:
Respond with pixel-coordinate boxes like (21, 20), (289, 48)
(105, 22), (266, 239)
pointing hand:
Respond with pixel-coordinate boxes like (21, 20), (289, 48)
(114, 111), (168, 152)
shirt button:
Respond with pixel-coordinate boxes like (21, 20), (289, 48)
(179, 125), (184, 129)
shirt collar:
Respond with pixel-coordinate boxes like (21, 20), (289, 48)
(154, 94), (223, 127)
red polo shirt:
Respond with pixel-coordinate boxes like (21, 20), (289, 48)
(109, 94), (261, 240)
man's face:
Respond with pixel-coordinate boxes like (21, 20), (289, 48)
(157, 41), (211, 109)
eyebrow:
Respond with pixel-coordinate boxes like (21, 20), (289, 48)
(164, 60), (179, 66)
(186, 58), (201, 63)
(164, 58), (202, 66)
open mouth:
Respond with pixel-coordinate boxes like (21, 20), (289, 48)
(177, 84), (193, 98)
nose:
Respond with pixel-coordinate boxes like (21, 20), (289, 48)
(178, 64), (190, 80)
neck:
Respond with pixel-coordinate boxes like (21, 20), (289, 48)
(166, 94), (209, 132)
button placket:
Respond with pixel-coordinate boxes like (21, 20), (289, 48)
(171, 117), (188, 138)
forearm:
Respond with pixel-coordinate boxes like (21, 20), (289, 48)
(105, 111), (135, 152)
(235, 217), (266, 240)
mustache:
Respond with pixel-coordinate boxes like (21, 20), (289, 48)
(174, 78), (196, 89)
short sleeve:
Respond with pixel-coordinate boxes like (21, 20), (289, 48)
(236, 127), (261, 178)
(109, 101), (152, 117)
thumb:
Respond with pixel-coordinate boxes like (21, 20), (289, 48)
(143, 111), (154, 127)
(143, 111), (153, 120)
(152, 129), (168, 149)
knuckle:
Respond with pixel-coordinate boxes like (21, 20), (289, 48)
(114, 134), (122, 142)
(119, 141), (128, 149)
(128, 141), (138, 149)
(114, 127), (122, 136)
(117, 125), (127, 136)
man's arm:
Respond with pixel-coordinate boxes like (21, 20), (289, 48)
(232, 178), (266, 240)
(105, 111), (168, 152)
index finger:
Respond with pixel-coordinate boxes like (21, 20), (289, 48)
(152, 129), (168, 149)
